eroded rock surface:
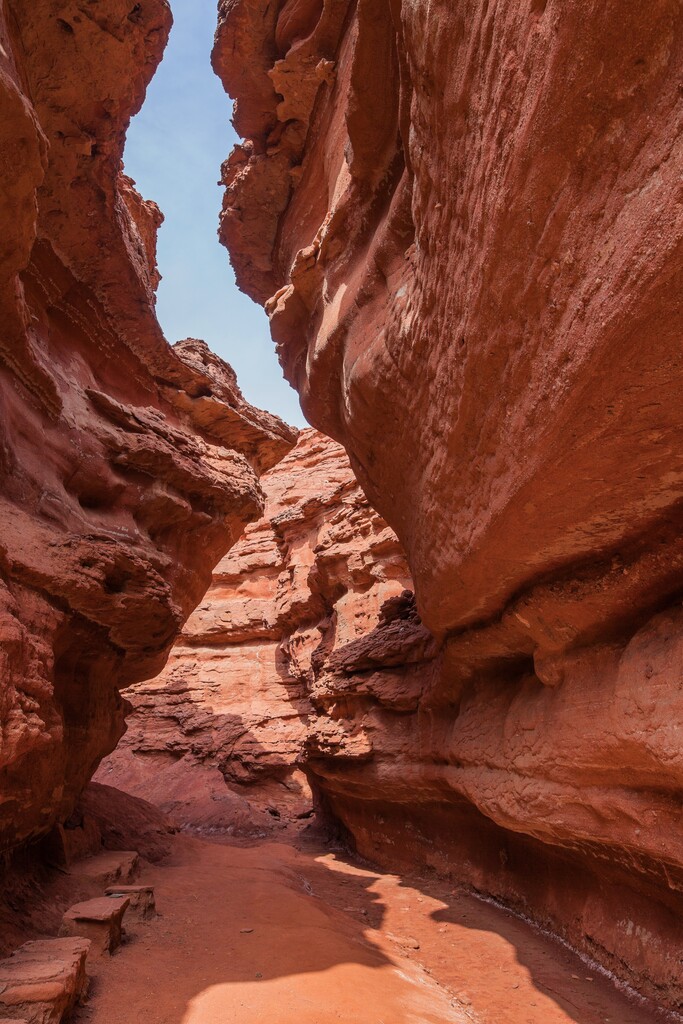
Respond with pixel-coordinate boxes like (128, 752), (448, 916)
(213, 0), (683, 1007)
(98, 429), (428, 833)
(0, 0), (296, 856)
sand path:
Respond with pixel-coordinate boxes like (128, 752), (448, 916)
(77, 835), (666, 1024)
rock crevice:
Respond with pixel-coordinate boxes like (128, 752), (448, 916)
(100, 430), (418, 831)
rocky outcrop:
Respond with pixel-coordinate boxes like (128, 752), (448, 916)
(98, 429), (429, 833)
(214, 0), (683, 1008)
(0, 0), (296, 856)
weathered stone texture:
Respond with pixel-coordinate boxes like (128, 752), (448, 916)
(214, 0), (683, 1006)
(98, 429), (422, 832)
(0, 0), (296, 855)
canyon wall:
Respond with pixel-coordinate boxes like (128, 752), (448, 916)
(213, 0), (683, 1008)
(0, 0), (296, 856)
(99, 429), (432, 833)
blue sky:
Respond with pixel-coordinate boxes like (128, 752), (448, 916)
(124, 0), (306, 427)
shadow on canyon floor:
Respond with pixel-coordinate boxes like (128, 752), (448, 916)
(74, 833), (670, 1024)
(298, 843), (674, 1024)
(76, 834), (402, 1024)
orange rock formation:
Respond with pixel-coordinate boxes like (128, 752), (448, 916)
(213, 0), (683, 1007)
(99, 430), (425, 832)
(0, 0), (295, 855)
(2, 0), (682, 1012)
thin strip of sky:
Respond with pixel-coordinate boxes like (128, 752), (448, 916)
(124, 0), (306, 427)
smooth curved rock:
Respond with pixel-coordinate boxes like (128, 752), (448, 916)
(215, 0), (683, 1006)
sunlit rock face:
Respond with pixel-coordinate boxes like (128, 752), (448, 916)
(0, 0), (296, 855)
(214, 0), (683, 1006)
(98, 430), (430, 833)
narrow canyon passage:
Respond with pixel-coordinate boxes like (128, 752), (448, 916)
(2, 0), (683, 1020)
(75, 833), (659, 1024)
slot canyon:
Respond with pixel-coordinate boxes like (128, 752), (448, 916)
(0, 0), (682, 1022)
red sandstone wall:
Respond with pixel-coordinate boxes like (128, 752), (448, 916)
(98, 428), (423, 835)
(0, 0), (296, 854)
(212, 0), (683, 1007)
(98, 430), (431, 833)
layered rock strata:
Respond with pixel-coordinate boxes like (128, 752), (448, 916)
(214, 0), (683, 1007)
(98, 429), (429, 833)
(0, 0), (296, 855)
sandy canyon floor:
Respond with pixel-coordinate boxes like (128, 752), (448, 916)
(73, 832), (669, 1024)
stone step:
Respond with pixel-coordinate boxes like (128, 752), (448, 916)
(0, 938), (89, 1024)
(60, 897), (130, 959)
(104, 885), (155, 919)
(69, 850), (139, 886)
